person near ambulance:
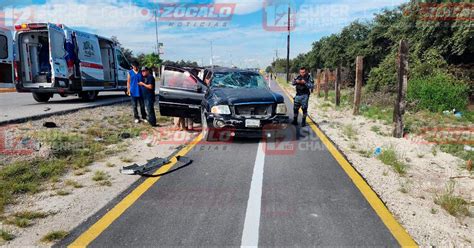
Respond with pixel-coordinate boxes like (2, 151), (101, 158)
(127, 61), (147, 124)
(138, 67), (157, 127)
(292, 67), (314, 127)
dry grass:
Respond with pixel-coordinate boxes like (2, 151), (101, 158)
(434, 181), (470, 217)
(41, 230), (68, 243)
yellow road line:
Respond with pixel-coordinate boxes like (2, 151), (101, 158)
(68, 134), (203, 248)
(280, 85), (417, 247)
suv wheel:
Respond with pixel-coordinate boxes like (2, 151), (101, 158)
(32, 92), (52, 103)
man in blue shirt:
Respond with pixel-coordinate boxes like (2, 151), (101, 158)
(127, 61), (146, 123)
(138, 67), (157, 127)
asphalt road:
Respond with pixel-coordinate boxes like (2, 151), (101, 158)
(63, 82), (404, 247)
(0, 91), (129, 124)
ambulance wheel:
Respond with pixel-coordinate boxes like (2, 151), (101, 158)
(32, 93), (52, 103)
(79, 91), (98, 101)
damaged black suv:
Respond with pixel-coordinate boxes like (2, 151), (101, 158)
(158, 66), (289, 141)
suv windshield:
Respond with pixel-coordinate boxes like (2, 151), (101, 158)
(211, 71), (267, 89)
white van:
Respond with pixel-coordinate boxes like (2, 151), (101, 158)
(0, 27), (14, 87)
(14, 23), (131, 102)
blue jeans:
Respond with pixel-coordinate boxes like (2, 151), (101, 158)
(144, 94), (156, 126)
(131, 96), (146, 120)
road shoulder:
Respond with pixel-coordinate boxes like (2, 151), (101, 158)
(277, 80), (473, 246)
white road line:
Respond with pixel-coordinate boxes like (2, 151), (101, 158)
(241, 141), (266, 247)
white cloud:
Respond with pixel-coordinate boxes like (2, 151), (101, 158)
(214, 0), (262, 15)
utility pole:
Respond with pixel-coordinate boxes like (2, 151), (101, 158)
(273, 49), (278, 78)
(154, 8), (159, 55)
(286, 4), (291, 83)
(210, 40), (214, 70)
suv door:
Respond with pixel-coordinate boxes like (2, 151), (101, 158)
(158, 66), (206, 119)
(0, 28), (13, 84)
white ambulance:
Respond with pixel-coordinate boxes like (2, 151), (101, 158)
(0, 27), (14, 87)
(13, 23), (131, 102)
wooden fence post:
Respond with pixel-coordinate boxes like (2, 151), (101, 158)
(316, 69), (321, 97)
(335, 67), (341, 106)
(324, 68), (329, 100)
(353, 56), (364, 115)
(393, 40), (409, 138)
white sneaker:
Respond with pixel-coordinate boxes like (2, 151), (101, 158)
(143, 119), (149, 124)
(134, 119), (140, 124)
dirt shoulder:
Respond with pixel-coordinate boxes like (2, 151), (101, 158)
(279, 81), (473, 246)
(0, 103), (198, 246)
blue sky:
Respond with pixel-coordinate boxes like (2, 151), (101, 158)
(2, 0), (406, 68)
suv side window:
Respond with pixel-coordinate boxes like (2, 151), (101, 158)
(163, 69), (197, 90)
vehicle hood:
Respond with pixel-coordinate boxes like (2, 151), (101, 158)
(208, 88), (284, 105)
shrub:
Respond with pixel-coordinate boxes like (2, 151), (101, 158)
(407, 73), (469, 112)
(366, 52), (397, 93)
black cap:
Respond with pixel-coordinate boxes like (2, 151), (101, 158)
(141, 66), (149, 71)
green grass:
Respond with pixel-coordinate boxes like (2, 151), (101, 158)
(377, 147), (408, 175)
(92, 171), (108, 181)
(0, 159), (68, 213)
(56, 190), (70, 196)
(4, 217), (31, 228)
(0, 109), (152, 214)
(438, 144), (474, 162)
(357, 149), (372, 158)
(4, 211), (50, 228)
(93, 171), (112, 187)
(41, 230), (68, 243)
(120, 157), (134, 163)
(434, 181), (470, 217)
(342, 124), (358, 140)
(360, 105), (392, 124)
(13, 211), (49, 219)
(0, 229), (15, 241)
(105, 162), (115, 168)
(64, 180), (83, 188)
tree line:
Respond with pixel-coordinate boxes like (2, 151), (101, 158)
(267, 0), (473, 105)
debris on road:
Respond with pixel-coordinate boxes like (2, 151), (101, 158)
(42, 122), (58, 128)
(121, 156), (192, 176)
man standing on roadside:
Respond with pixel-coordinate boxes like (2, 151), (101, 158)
(127, 61), (147, 124)
(292, 67), (314, 127)
(138, 67), (157, 127)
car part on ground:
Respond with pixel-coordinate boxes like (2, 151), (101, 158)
(120, 156), (192, 177)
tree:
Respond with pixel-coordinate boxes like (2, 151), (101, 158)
(111, 36), (135, 63)
(140, 53), (162, 71)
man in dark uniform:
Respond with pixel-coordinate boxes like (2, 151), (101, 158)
(292, 67), (314, 127)
(138, 67), (157, 127)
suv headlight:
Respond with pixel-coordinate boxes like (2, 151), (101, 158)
(211, 105), (231, 115)
(276, 103), (287, 114)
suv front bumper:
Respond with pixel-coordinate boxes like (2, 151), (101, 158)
(204, 113), (290, 138)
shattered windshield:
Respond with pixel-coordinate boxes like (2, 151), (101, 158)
(211, 72), (267, 89)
